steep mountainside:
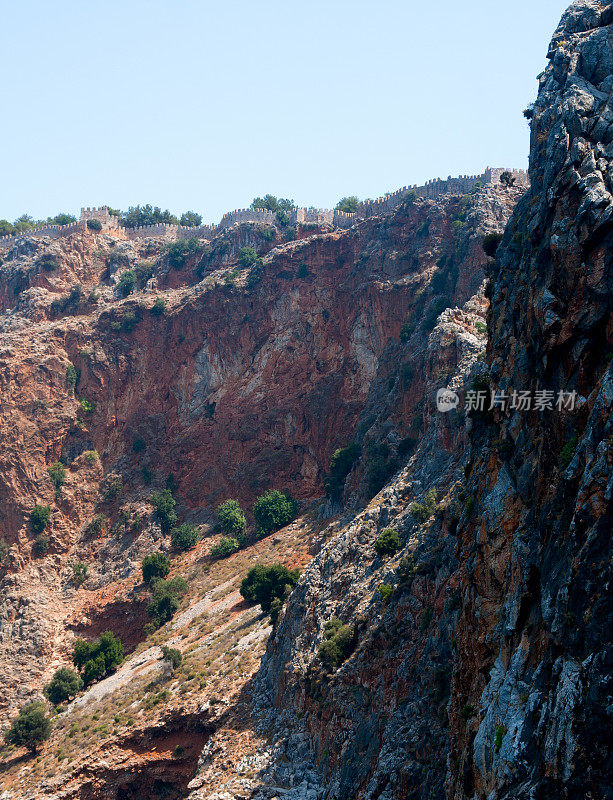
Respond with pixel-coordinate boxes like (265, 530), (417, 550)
(0, 178), (521, 799)
(0, 3), (610, 798)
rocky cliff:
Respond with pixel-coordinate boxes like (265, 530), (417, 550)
(449, 3), (613, 798)
(0, 174), (520, 798)
(0, 3), (610, 799)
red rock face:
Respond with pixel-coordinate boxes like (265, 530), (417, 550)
(0, 181), (521, 791)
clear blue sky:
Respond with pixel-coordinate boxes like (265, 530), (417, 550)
(1, 0), (570, 224)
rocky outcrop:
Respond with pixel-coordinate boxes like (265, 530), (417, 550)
(448, 3), (613, 798)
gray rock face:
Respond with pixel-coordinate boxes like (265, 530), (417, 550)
(448, 3), (613, 798)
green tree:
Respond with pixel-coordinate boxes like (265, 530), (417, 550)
(0, 219), (15, 236)
(33, 536), (50, 556)
(324, 443), (361, 500)
(48, 213), (77, 226)
(170, 523), (199, 552)
(121, 205), (179, 228)
(482, 232), (503, 258)
(335, 196), (359, 213)
(44, 667), (83, 705)
(165, 237), (200, 268)
(86, 218), (102, 231)
(217, 499), (246, 543)
(150, 489), (178, 531)
(30, 504), (51, 534)
(238, 246), (258, 268)
(409, 488), (437, 523)
(240, 563), (300, 612)
(374, 528), (401, 557)
(147, 576), (188, 626)
(142, 552), (171, 584)
(253, 490), (298, 536)
(13, 214), (38, 232)
(151, 297), (166, 315)
(179, 211), (202, 227)
(118, 270), (136, 296)
(4, 702), (52, 753)
(317, 617), (356, 670)
(161, 645), (183, 671)
(251, 195), (295, 213)
(72, 631), (124, 685)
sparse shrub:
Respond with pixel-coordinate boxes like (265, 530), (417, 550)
(103, 475), (123, 503)
(142, 552), (171, 584)
(324, 443), (360, 501)
(410, 488), (437, 523)
(475, 321), (487, 335)
(132, 437), (146, 454)
(420, 607), (434, 631)
(378, 583), (394, 603)
(482, 232), (503, 258)
(142, 466), (153, 485)
(0, 538), (9, 567)
(72, 561), (88, 586)
(161, 645), (183, 671)
(269, 597), (283, 626)
(33, 536), (50, 556)
(150, 489), (178, 531)
(172, 745), (186, 758)
(44, 668), (83, 705)
(39, 253), (59, 271)
(86, 514), (107, 536)
(30, 504), (51, 534)
(4, 702), (52, 753)
(422, 297), (451, 331)
(65, 364), (79, 392)
(117, 270), (136, 296)
(210, 536), (239, 559)
(86, 219), (102, 231)
(165, 238), (200, 269)
(73, 631), (124, 686)
(170, 523), (199, 552)
(240, 563), (300, 612)
(238, 246), (258, 268)
(494, 724), (506, 751)
(396, 554), (417, 583)
(259, 225), (275, 241)
(84, 450), (99, 464)
(217, 499), (247, 543)
(374, 528), (400, 557)
(400, 319), (414, 342)
(317, 617), (356, 670)
(79, 397), (95, 415)
(47, 462), (66, 496)
(464, 494), (475, 516)
(560, 433), (578, 468)
(151, 297), (166, 315)
(398, 435), (417, 457)
(147, 576), (188, 626)
(460, 703), (475, 721)
(366, 446), (398, 497)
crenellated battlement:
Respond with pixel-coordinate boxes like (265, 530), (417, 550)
(0, 167), (529, 248)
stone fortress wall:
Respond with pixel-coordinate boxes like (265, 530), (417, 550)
(0, 167), (528, 248)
